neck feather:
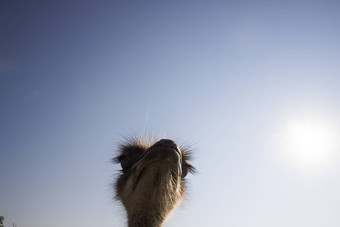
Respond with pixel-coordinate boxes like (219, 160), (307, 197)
(128, 215), (163, 227)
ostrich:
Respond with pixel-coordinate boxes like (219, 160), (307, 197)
(113, 137), (195, 227)
(0, 216), (4, 227)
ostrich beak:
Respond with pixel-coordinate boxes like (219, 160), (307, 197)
(131, 142), (183, 189)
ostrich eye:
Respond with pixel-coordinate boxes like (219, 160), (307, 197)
(182, 163), (188, 178)
(120, 158), (131, 171)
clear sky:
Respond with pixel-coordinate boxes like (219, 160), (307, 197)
(1, 0), (340, 226)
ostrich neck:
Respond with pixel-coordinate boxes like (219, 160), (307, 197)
(128, 214), (164, 227)
(128, 221), (162, 227)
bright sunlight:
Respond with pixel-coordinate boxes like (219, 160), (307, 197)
(283, 116), (337, 171)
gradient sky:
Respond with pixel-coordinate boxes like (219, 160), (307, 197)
(1, 0), (340, 226)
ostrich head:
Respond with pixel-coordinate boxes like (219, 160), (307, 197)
(113, 138), (195, 227)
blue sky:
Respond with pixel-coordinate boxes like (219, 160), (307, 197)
(1, 0), (340, 226)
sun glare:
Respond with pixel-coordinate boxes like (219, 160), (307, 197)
(283, 117), (337, 171)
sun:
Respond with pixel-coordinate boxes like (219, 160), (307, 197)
(283, 117), (337, 171)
